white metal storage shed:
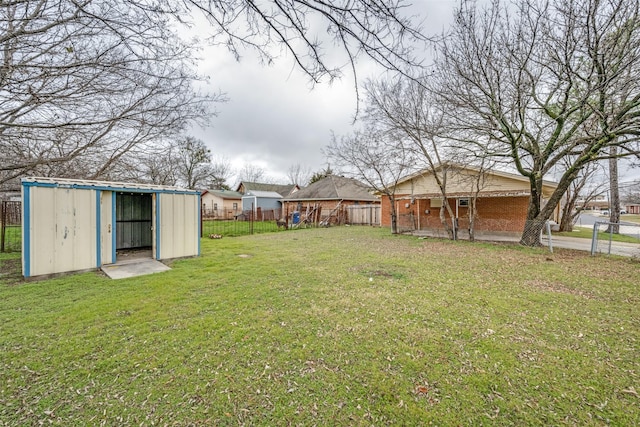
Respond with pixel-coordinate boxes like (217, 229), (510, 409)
(22, 177), (200, 277)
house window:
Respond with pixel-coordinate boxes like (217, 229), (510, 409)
(214, 203), (218, 210)
(458, 198), (470, 207)
(233, 203), (238, 210)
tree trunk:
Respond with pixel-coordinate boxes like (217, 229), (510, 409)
(520, 218), (546, 246)
(439, 197), (455, 239)
(468, 197), (477, 242)
(520, 163), (584, 246)
(389, 195), (399, 234)
(558, 206), (574, 232)
(608, 147), (620, 234)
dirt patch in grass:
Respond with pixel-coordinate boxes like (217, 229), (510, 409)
(523, 278), (595, 299)
(354, 267), (405, 279)
(0, 257), (22, 285)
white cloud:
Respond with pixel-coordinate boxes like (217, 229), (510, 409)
(189, 0), (458, 185)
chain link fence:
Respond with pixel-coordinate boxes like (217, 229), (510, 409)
(1, 201), (21, 253)
(202, 208), (284, 237)
(590, 221), (640, 257)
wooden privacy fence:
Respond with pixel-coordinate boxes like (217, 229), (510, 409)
(1, 201), (21, 252)
(345, 204), (380, 226)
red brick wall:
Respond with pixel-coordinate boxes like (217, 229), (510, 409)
(381, 195), (529, 233)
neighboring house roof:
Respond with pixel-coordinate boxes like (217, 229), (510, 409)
(284, 175), (378, 202)
(202, 189), (243, 199)
(236, 181), (300, 197)
(0, 190), (21, 201)
(389, 163), (558, 198)
(243, 190), (283, 199)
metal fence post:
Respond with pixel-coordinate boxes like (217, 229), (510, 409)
(591, 222), (599, 256)
(545, 220), (553, 253)
(1, 201), (6, 253)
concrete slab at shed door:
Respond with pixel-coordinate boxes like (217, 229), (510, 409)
(101, 259), (171, 280)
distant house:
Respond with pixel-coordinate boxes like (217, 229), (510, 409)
(0, 190), (21, 202)
(576, 195), (609, 211)
(236, 181), (300, 198)
(381, 164), (559, 237)
(241, 190), (283, 213)
(201, 189), (243, 219)
(625, 203), (640, 214)
(282, 175), (379, 226)
(234, 182), (301, 220)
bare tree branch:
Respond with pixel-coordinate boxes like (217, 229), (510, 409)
(431, 0), (640, 245)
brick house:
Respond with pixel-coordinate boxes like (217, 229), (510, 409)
(382, 165), (559, 237)
(282, 175), (379, 225)
(625, 203), (640, 214)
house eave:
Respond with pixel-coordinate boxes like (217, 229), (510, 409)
(394, 190), (533, 199)
(283, 197), (378, 202)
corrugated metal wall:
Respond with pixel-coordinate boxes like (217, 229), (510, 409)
(24, 186), (98, 276)
(157, 193), (199, 259)
(22, 178), (200, 277)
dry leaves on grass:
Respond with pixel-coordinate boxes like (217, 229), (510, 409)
(413, 382), (440, 406)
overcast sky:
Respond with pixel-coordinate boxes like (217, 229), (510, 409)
(188, 0), (640, 188)
(189, 0), (458, 186)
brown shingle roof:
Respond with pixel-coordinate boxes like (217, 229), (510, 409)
(283, 175), (378, 202)
(236, 182), (299, 197)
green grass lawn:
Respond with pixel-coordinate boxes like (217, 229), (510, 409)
(588, 213), (640, 224)
(0, 224), (21, 253)
(622, 214), (640, 223)
(1, 227), (639, 425)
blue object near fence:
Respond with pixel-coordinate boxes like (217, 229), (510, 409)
(292, 211), (300, 224)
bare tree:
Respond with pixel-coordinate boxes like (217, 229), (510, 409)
(175, 137), (215, 189)
(208, 156), (234, 190)
(326, 127), (412, 234)
(186, 0), (427, 85)
(557, 161), (606, 232)
(108, 137), (232, 189)
(363, 77), (460, 238)
(622, 180), (640, 204)
(136, 151), (180, 187)
(0, 1), (216, 185)
(286, 163), (312, 186)
(1, 0), (426, 188)
(431, 0), (640, 246)
(237, 164), (268, 183)
(608, 147), (621, 233)
(446, 149), (496, 242)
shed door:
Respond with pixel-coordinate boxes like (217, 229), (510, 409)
(100, 191), (114, 265)
(116, 193), (152, 249)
